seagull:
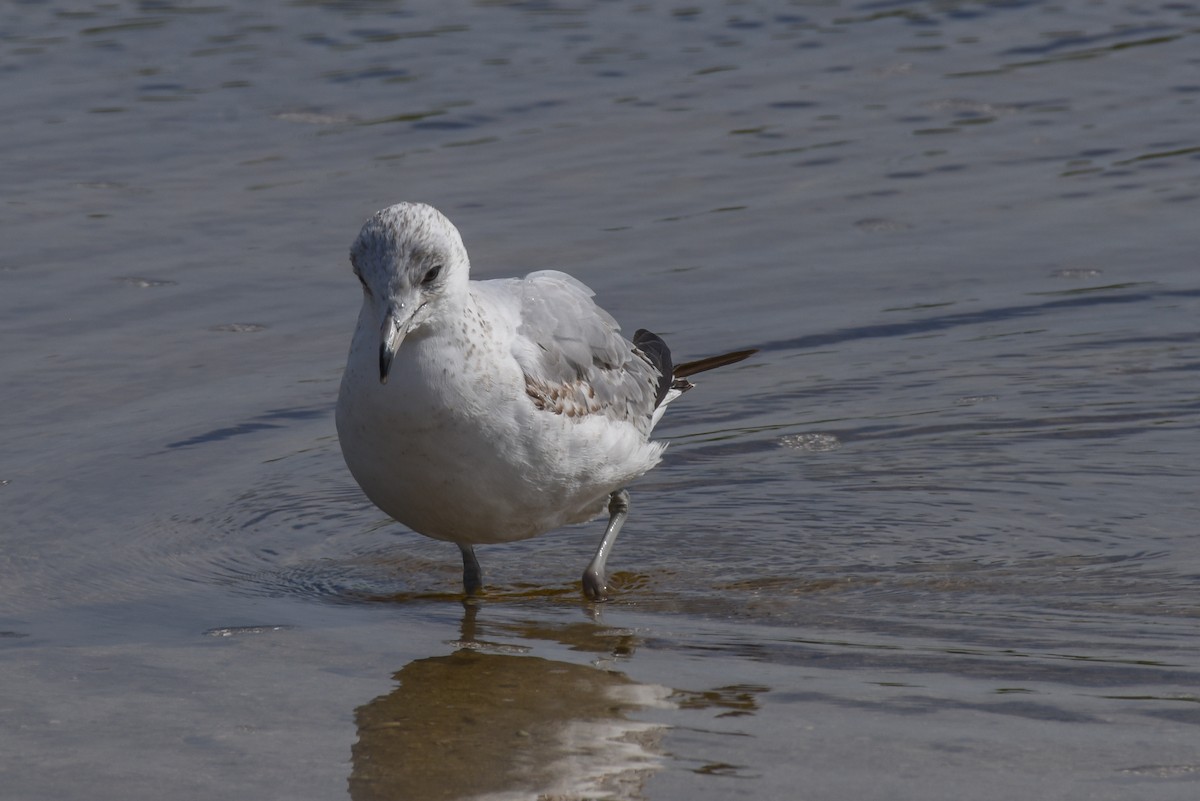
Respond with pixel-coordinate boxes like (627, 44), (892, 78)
(335, 202), (755, 601)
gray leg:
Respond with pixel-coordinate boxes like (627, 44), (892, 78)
(582, 489), (630, 602)
(459, 544), (483, 595)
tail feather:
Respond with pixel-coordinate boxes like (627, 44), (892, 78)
(634, 328), (756, 414)
(635, 332), (756, 429)
(673, 348), (758, 378)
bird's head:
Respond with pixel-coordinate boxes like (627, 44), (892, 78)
(349, 202), (471, 383)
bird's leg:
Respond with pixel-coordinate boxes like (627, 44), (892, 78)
(582, 489), (630, 602)
(459, 544), (483, 595)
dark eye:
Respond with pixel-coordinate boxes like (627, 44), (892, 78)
(422, 264), (443, 285)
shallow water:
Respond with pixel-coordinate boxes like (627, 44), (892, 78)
(3, 1), (1200, 799)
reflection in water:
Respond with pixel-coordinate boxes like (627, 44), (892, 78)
(349, 606), (670, 801)
(674, 684), (769, 719)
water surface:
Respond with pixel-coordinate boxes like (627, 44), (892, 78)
(3, 2), (1199, 799)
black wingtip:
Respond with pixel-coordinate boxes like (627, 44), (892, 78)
(633, 328), (674, 407)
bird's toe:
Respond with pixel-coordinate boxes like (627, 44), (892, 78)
(581, 569), (609, 602)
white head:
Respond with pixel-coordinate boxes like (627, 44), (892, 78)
(350, 202), (471, 383)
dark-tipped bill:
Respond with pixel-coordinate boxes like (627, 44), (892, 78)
(379, 305), (407, 384)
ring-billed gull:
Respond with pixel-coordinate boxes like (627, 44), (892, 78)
(336, 202), (755, 601)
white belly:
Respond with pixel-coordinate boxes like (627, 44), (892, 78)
(335, 332), (663, 545)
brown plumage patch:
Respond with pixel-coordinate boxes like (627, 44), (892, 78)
(524, 374), (605, 417)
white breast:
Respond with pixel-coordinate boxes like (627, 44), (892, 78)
(335, 299), (663, 546)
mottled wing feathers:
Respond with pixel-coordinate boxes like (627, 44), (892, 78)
(511, 271), (663, 425)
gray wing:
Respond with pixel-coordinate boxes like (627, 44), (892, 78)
(509, 270), (663, 426)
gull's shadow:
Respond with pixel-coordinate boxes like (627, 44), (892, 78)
(347, 604), (670, 801)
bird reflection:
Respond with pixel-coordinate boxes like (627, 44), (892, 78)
(348, 603), (669, 801)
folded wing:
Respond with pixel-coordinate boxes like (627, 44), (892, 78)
(510, 270), (664, 429)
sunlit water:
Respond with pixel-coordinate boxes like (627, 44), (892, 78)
(3, 2), (1199, 799)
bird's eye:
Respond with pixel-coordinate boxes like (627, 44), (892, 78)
(422, 264), (443, 286)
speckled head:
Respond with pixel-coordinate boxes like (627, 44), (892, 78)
(349, 203), (472, 383)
